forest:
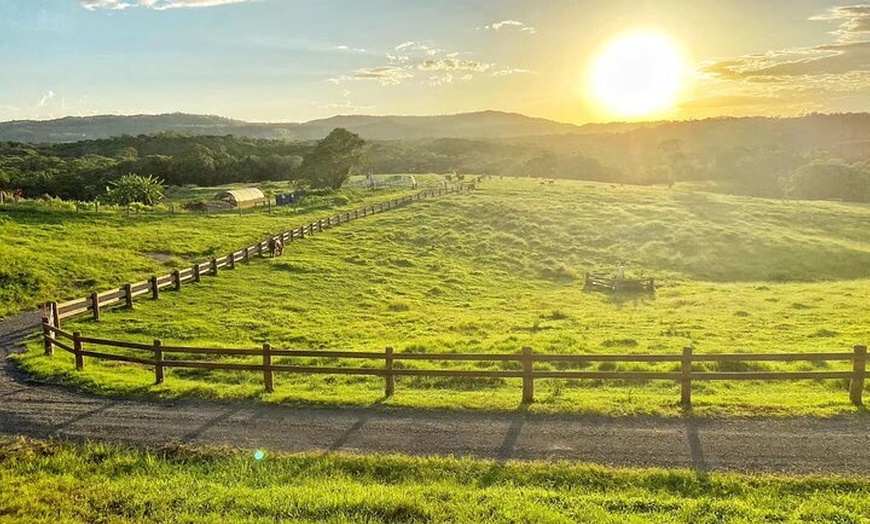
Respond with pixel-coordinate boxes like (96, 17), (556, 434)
(1, 114), (869, 202)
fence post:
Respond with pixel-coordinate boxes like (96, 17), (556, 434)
(327, 216), (332, 228)
(211, 258), (219, 276)
(229, 253), (236, 270)
(173, 270), (181, 291)
(73, 331), (83, 370)
(385, 347), (395, 397)
(258, 242), (264, 256)
(850, 345), (867, 406)
(522, 346), (534, 404)
(244, 247), (251, 263)
(150, 276), (159, 300)
(124, 283), (134, 308)
(263, 343), (274, 393)
(154, 339), (164, 385)
(193, 264), (201, 283)
(51, 301), (60, 331)
(42, 316), (53, 356)
(91, 292), (101, 321)
(681, 346), (693, 408)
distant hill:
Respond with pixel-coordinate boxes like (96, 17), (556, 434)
(0, 111), (587, 143)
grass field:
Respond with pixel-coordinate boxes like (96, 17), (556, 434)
(0, 178), (444, 318)
(1, 437), (867, 524)
(15, 179), (870, 416)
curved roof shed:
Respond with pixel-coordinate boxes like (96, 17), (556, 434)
(216, 188), (270, 209)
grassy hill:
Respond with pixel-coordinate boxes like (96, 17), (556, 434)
(0, 183), (434, 319)
(15, 179), (870, 416)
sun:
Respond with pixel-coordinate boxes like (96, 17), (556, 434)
(588, 30), (688, 118)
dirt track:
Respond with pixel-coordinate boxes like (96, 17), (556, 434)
(1, 311), (868, 475)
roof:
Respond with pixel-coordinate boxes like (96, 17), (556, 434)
(217, 188), (266, 203)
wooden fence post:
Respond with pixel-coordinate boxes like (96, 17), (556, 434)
(73, 331), (83, 370)
(229, 253), (236, 270)
(42, 316), (53, 356)
(850, 345), (867, 406)
(173, 270), (181, 291)
(154, 339), (164, 385)
(124, 283), (134, 308)
(327, 216), (332, 228)
(91, 292), (101, 321)
(244, 247), (251, 262)
(211, 258), (218, 276)
(193, 264), (201, 283)
(258, 242), (264, 256)
(150, 276), (159, 300)
(263, 343), (274, 393)
(522, 346), (534, 404)
(681, 346), (693, 408)
(385, 347), (395, 397)
(51, 301), (60, 331)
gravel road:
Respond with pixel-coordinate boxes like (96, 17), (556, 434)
(2, 311), (867, 475)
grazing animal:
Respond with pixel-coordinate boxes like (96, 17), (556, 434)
(268, 237), (284, 258)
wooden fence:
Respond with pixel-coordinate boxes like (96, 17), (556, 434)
(42, 184), (471, 329)
(40, 324), (867, 407)
(584, 272), (655, 292)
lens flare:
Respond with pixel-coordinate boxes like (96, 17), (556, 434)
(254, 450), (266, 461)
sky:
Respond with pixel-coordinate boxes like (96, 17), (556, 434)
(0, 0), (868, 124)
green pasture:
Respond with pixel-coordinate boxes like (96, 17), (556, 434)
(0, 180), (445, 318)
(1, 437), (867, 524)
(15, 179), (870, 416)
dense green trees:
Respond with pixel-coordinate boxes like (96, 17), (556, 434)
(1, 124), (868, 203)
(299, 128), (365, 189)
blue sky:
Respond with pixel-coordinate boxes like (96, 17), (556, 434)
(1, 0), (868, 123)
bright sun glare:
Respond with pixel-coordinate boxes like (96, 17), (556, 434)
(589, 30), (688, 118)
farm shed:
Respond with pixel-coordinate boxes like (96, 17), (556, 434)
(216, 188), (270, 209)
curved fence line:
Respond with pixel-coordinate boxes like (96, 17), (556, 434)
(42, 184), (473, 328)
(40, 324), (867, 407)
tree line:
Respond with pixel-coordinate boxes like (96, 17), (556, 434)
(1, 126), (868, 203)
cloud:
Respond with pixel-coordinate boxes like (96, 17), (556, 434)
(336, 45), (366, 53)
(395, 41), (431, 52)
(418, 58), (491, 72)
(331, 66), (414, 86)
(492, 68), (535, 77)
(701, 42), (870, 79)
(484, 20), (536, 34)
(80, 0), (250, 10)
(37, 91), (56, 108)
(810, 4), (870, 43)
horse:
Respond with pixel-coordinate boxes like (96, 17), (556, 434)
(268, 237), (284, 258)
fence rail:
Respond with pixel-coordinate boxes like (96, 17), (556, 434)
(40, 324), (867, 407)
(43, 185), (471, 327)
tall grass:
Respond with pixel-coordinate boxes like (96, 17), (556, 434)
(1, 437), (867, 523)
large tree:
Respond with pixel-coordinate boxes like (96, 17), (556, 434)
(299, 128), (365, 189)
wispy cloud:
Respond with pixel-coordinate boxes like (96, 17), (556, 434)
(80, 0), (250, 10)
(331, 66), (414, 86)
(418, 58), (491, 73)
(702, 42), (870, 79)
(336, 45), (366, 53)
(37, 90), (56, 108)
(483, 20), (536, 34)
(492, 68), (535, 77)
(810, 4), (870, 43)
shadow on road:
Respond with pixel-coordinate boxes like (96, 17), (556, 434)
(683, 415), (710, 483)
(329, 396), (388, 452)
(478, 404), (528, 487)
